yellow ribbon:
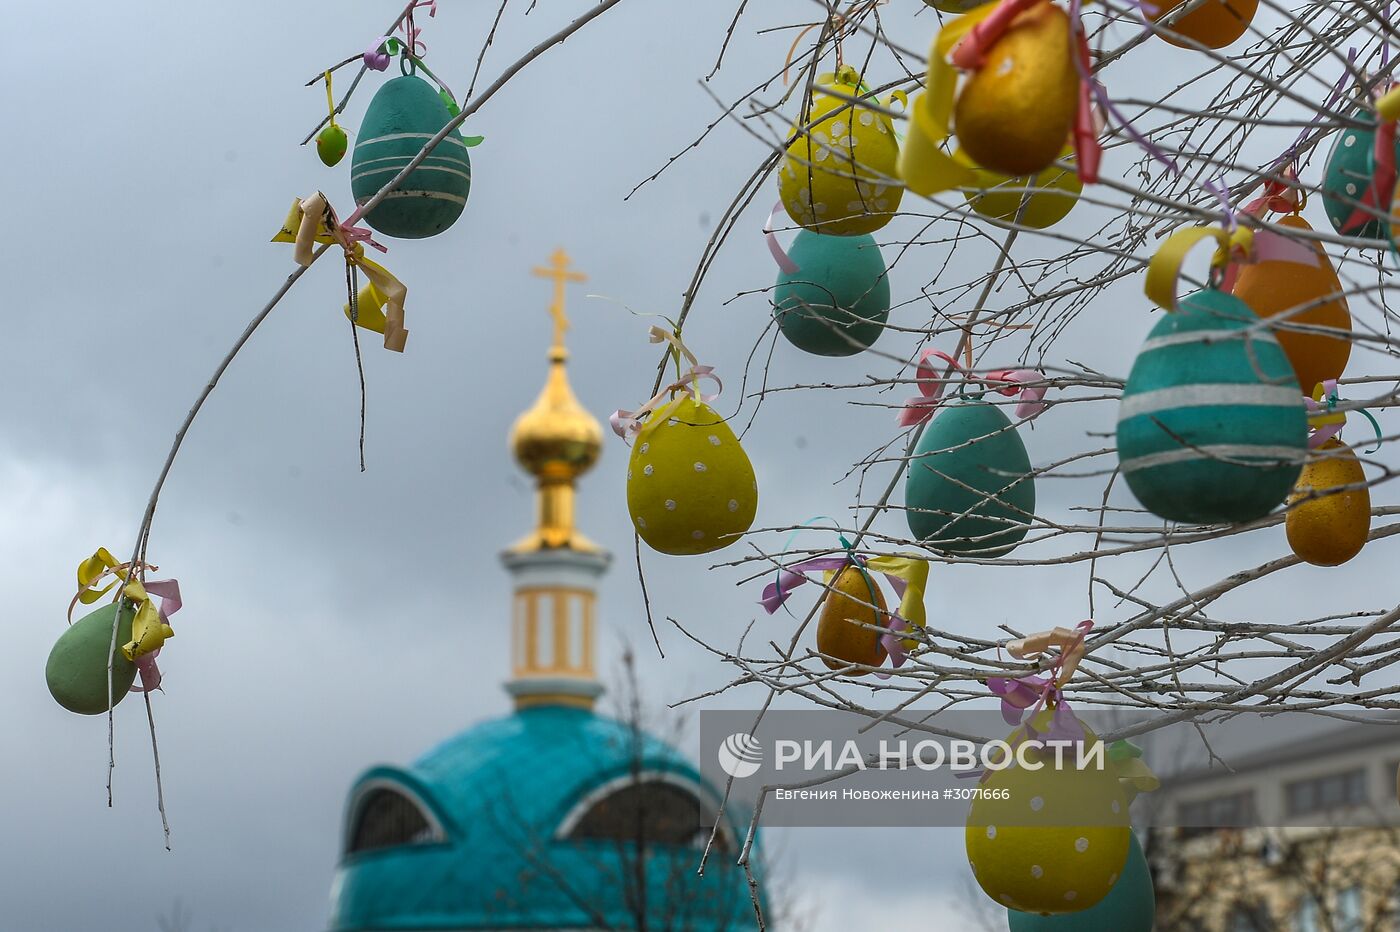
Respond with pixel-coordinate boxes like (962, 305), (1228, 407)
(69, 548), (173, 661)
(864, 555), (930, 649)
(897, 5), (1000, 197)
(1378, 85), (1400, 123)
(272, 194), (409, 351)
(1144, 224), (1254, 312)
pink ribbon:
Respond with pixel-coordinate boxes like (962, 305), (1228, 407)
(1070, 18), (1102, 185)
(131, 578), (182, 694)
(986, 619), (1093, 741)
(950, 0), (1041, 70)
(764, 200), (800, 275)
(898, 350), (1050, 426)
(609, 367), (721, 440)
(364, 38), (393, 71)
(760, 554), (912, 678)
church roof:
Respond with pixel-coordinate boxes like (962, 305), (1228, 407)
(328, 705), (757, 931)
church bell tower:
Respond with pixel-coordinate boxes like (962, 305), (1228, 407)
(502, 249), (610, 711)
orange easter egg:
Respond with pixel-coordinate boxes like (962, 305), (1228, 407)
(1232, 215), (1351, 394)
(954, 2), (1078, 178)
(1148, 0), (1259, 50)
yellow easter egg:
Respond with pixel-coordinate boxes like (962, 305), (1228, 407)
(816, 564), (888, 671)
(626, 396), (758, 555)
(966, 730), (1130, 915)
(779, 68), (904, 236)
(1286, 439), (1370, 567)
(955, 2), (1078, 179)
(959, 149), (1081, 229)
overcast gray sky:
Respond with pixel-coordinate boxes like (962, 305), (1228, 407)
(3, 2), (1391, 930)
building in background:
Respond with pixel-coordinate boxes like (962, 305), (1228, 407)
(325, 252), (756, 932)
(1150, 723), (1400, 931)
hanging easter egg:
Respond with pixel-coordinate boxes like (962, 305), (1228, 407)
(924, 0), (991, 9)
(350, 75), (472, 239)
(1322, 111), (1400, 242)
(1117, 289), (1307, 524)
(778, 67), (903, 236)
(967, 729), (1131, 914)
(816, 564), (888, 670)
(954, 3), (1078, 178)
(45, 602), (138, 715)
(1147, 0), (1258, 49)
(1286, 439), (1370, 566)
(905, 398), (1035, 557)
(959, 150), (1081, 230)
(1232, 214), (1351, 394)
(1007, 832), (1155, 931)
(773, 231), (890, 356)
(627, 396), (758, 555)
(316, 124), (349, 167)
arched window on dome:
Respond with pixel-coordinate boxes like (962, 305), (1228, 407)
(558, 773), (732, 852)
(346, 781), (445, 856)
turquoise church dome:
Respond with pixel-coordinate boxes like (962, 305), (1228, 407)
(327, 256), (759, 931)
(328, 706), (755, 931)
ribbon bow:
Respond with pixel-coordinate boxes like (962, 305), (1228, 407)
(1305, 379), (1383, 452)
(760, 541), (930, 677)
(609, 327), (721, 440)
(272, 194), (408, 352)
(898, 349), (1051, 427)
(70, 548), (182, 693)
(1145, 223), (1258, 311)
(900, 0), (1100, 197)
(987, 620), (1093, 738)
(1108, 739), (1160, 801)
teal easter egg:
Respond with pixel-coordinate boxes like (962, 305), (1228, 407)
(45, 603), (137, 715)
(1322, 110), (1399, 241)
(351, 75), (472, 239)
(1117, 290), (1306, 524)
(1007, 833), (1155, 931)
(317, 124), (348, 167)
(905, 397), (1035, 556)
(773, 231), (890, 356)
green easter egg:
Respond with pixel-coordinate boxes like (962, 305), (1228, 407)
(905, 397), (1035, 556)
(317, 124), (349, 167)
(351, 75), (472, 239)
(1117, 290), (1306, 524)
(1321, 110), (1400, 242)
(773, 231), (890, 356)
(1007, 833), (1155, 930)
(46, 603), (137, 715)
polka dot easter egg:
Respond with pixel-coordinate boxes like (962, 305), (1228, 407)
(773, 230), (890, 356)
(954, 2), (1079, 179)
(626, 396), (758, 555)
(966, 732), (1131, 915)
(1322, 110), (1400, 242)
(351, 75), (472, 239)
(1007, 832), (1154, 931)
(1117, 289), (1307, 524)
(778, 67), (904, 236)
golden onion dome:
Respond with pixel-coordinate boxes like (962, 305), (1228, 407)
(510, 346), (603, 481)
